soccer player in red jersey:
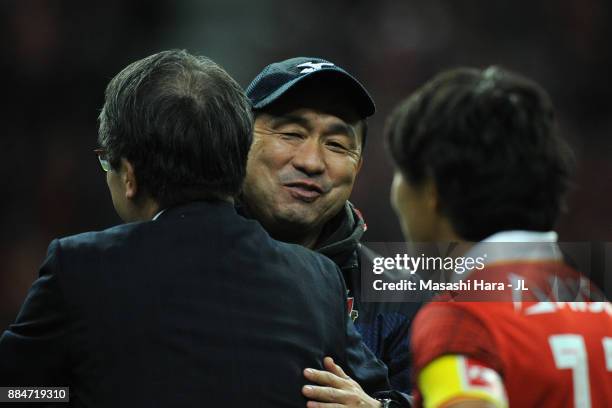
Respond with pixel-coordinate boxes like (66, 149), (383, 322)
(385, 66), (612, 407)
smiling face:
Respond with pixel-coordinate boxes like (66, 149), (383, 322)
(242, 102), (363, 247)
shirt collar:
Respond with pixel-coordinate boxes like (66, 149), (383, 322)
(151, 209), (166, 221)
(454, 230), (562, 280)
(482, 230), (558, 243)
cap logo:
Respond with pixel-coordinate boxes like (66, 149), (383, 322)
(297, 61), (334, 74)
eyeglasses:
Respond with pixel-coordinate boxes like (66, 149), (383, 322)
(93, 148), (111, 172)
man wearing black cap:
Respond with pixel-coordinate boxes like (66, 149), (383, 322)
(0, 51), (391, 407)
(242, 57), (418, 406)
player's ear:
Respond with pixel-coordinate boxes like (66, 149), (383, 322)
(120, 159), (138, 200)
(426, 178), (462, 241)
(423, 178), (439, 213)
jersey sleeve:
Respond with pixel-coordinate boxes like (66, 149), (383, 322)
(411, 303), (504, 377)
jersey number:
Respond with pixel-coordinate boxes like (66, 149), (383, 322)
(548, 335), (612, 408)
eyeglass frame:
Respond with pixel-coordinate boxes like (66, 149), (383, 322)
(93, 148), (111, 172)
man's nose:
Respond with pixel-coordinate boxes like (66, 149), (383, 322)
(291, 139), (326, 175)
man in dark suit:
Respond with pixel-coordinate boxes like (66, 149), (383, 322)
(0, 50), (388, 407)
(242, 57), (415, 408)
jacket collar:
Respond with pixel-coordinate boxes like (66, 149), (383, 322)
(155, 200), (236, 221)
(315, 201), (367, 269)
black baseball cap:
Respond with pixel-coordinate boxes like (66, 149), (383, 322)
(246, 57), (375, 118)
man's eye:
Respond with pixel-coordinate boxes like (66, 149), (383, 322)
(326, 141), (349, 152)
(279, 132), (303, 139)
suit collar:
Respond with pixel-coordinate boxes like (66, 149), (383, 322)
(155, 200), (236, 221)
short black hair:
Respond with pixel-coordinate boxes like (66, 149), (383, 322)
(98, 49), (253, 208)
(386, 66), (574, 241)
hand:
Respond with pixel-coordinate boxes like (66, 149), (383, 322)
(303, 356), (382, 408)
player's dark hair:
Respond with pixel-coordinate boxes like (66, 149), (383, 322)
(385, 66), (574, 241)
(98, 49), (253, 208)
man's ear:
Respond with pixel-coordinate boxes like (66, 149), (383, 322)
(423, 178), (439, 213)
(120, 158), (138, 200)
(355, 155), (363, 175)
(424, 178), (463, 242)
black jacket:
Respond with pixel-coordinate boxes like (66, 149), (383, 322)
(316, 202), (422, 393)
(0, 201), (390, 407)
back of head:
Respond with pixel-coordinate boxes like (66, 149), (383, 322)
(98, 49), (253, 208)
(386, 66), (574, 241)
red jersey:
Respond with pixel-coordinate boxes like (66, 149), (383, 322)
(411, 260), (612, 408)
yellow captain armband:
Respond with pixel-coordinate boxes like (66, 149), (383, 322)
(418, 354), (508, 408)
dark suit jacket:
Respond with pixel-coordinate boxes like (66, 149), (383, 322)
(0, 201), (390, 407)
